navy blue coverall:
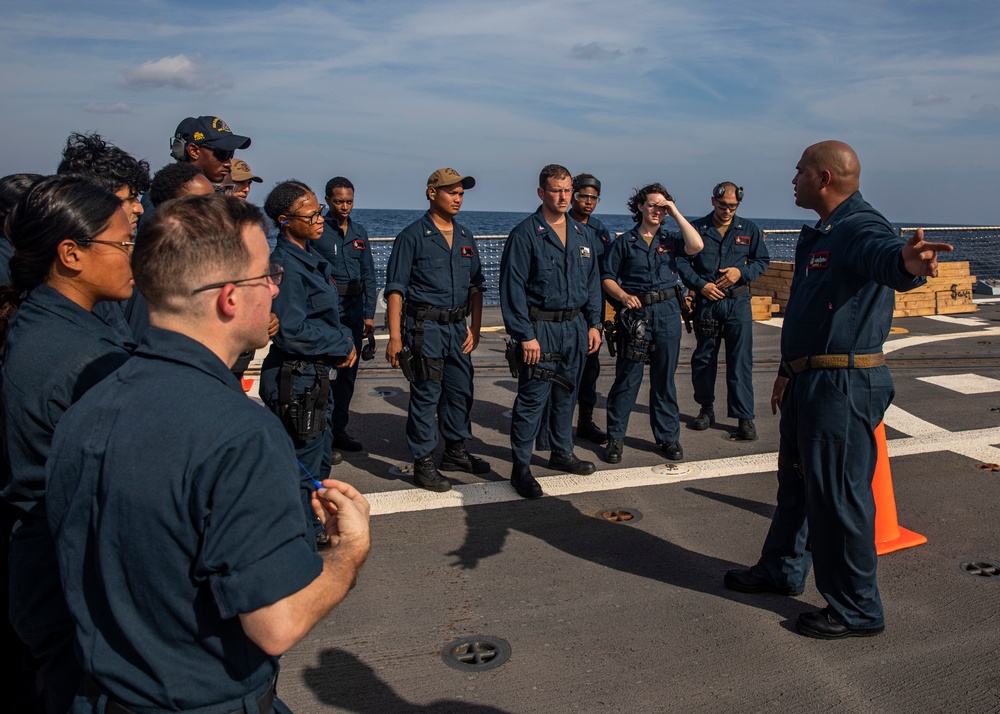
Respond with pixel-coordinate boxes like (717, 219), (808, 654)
(384, 213), (484, 460)
(259, 235), (353, 521)
(603, 226), (684, 444)
(48, 328), (320, 713)
(755, 192), (923, 629)
(535, 214), (612, 451)
(500, 208), (602, 466)
(0, 285), (130, 714)
(314, 215), (377, 438)
(678, 214), (769, 419)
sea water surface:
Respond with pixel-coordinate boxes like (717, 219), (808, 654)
(295, 209), (998, 306)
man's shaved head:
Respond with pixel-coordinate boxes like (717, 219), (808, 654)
(802, 140), (861, 193)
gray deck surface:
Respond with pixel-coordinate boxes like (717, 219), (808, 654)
(255, 300), (1000, 714)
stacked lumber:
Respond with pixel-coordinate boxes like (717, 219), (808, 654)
(893, 261), (976, 317)
(751, 295), (778, 321)
(751, 262), (794, 313)
(750, 261), (976, 317)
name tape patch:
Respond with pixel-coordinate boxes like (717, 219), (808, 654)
(808, 252), (829, 270)
(735, 235), (751, 246)
(461, 245), (474, 258)
(352, 239), (366, 251)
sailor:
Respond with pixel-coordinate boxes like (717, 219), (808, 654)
(258, 181), (356, 539)
(314, 176), (377, 454)
(230, 157), (263, 201)
(678, 182), (770, 441)
(384, 168), (489, 492)
(724, 140), (952, 638)
(500, 164), (603, 499)
(46, 193), (370, 712)
(601, 183), (703, 464)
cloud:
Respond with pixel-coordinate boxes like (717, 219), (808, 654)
(976, 104), (998, 115)
(912, 92), (950, 106)
(121, 54), (232, 92)
(570, 42), (623, 61)
(83, 102), (132, 114)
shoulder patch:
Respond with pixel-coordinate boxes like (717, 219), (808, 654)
(600, 233), (611, 244)
(734, 235), (751, 246)
(352, 239), (366, 250)
(807, 252), (829, 270)
(461, 245), (474, 258)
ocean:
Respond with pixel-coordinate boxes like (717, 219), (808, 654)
(283, 209), (999, 307)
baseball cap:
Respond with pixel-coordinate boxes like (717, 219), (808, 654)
(175, 116), (251, 151)
(427, 168), (475, 190)
(230, 159), (262, 183)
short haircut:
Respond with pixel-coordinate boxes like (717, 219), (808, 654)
(626, 183), (673, 223)
(263, 180), (312, 230)
(325, 176), (355, 197)
(539, 164), (571, 189)
(149, 163), (206, 207)
(56, 132), (151, 195)
(133, 194), (266, 314)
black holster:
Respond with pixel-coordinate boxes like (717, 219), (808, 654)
(504, 338), (573, 391)
(274, 360), (331, 441)
(694, 316), (723, 339)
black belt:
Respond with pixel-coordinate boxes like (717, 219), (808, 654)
(529, 306), (581, 322)
(85, 676), (275, 714)
(635, 288), (673, 306)
(724, 283), (750, 298)
(404, 302), (468, 323)
(336, 280), (366, 297)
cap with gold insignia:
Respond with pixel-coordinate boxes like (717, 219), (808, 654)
(175, 116), (251, 151)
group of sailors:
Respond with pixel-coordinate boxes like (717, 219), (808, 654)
(2, 112), (942, 712)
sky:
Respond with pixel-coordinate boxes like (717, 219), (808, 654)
(1, 0), (998, 226)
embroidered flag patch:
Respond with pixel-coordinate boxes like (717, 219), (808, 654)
(735, 235), (751, 246)
(461, 246), (474, 258)
(352, 239), (366, 250)
(808, 252), (829, 270)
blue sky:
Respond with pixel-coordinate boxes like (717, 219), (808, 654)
(1, 0), (997, 225)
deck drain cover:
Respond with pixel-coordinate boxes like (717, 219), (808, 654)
(390, 463), (414, 477)
(441, 636), (511, 672)
(651, 462), (693, 476)
(597, 508), (643, 524)
(977, 463), (1000, 472)
(956, 558), (1000, 580)
(370, 387), (400, 398)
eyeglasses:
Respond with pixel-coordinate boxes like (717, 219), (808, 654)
(286, 205), (328, 225)
(574, 192), (600, 204)
(646, 203), (670, 212)
(208, 146), (235, 162)
(192, 264), (284, 294)
(715, 200), (739, 211)
(83, 239), (136, 255)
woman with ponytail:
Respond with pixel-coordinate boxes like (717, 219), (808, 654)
(0, 174), (134, 713)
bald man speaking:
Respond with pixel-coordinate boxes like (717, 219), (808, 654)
(724, 141), (952, 639)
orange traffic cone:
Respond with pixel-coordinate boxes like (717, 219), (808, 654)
(873, 420), (927, 555)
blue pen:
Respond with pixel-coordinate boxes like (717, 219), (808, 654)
(297, 459), (324, 490)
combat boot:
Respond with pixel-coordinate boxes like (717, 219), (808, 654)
(413, 455), (451, 492)
(689, 406), (715, 431)
(604, 438), (624, 464)
(736, 419), (758, 442)
(439, 440), (491, 474)
(576, 405), (608, 444)
(510, 464), (543, 499)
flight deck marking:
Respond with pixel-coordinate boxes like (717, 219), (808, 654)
(916, 373), (1000, 394)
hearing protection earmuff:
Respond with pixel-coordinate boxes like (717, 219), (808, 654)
(713, 183), (744, 202)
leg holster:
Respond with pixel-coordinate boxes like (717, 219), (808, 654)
(274, 360), (331, 441)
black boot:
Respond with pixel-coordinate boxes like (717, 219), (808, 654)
(735, 419), (758, 441)
(510, 464), (543, 499)
(689, 406), (715, 431)
(576, 404), (608, 444)
(413, 455), (451, 492)
(440, 440), (491, 474)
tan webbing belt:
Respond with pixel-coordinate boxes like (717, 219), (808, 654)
(784, 352), (885, 375)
